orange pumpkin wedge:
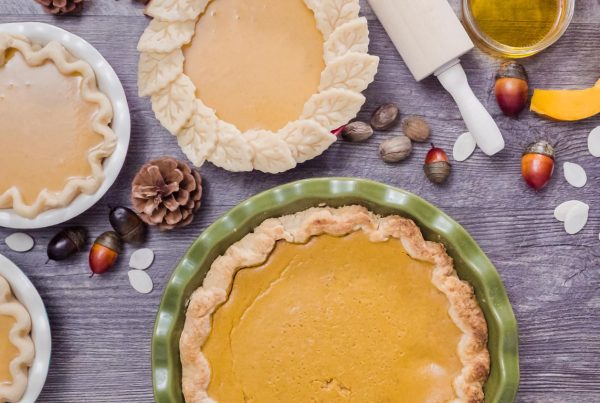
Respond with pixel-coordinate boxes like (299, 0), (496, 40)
(531, 79), (600, 121)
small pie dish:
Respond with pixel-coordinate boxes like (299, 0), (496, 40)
(0, 22), (130, 229)
(138, 0), (378, 173)
(152, 178), (520, 402)
(0, 254), (51, 403)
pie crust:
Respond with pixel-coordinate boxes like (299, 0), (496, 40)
(138, 0), (379, 173)
(0, 33), (117, 219)
(180, 205), (490, 402)
(0, 275), (34, 402)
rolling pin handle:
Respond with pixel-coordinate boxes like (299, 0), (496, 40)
(435, 61), (505, 156)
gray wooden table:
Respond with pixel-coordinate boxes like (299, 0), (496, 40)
(0, 0), (599, 402)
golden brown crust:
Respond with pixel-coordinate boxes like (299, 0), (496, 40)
(180, 206), (490, 403)
(0, 275), (34, 402)
(0, 33), (117, 219)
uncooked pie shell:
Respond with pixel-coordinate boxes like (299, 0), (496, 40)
(138, 0), (379, 173)
(180, 205), (490, 403)
(0, 33), (117, 219)
(0, 275), (34, 402)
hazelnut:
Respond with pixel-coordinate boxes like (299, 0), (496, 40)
(401, 116), (430, 142)
(342, 121), (374, 142)
(371, 103), (400, 130)
(379, 136), (412, 162)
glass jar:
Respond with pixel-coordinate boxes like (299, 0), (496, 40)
(462, 0), (575, 58)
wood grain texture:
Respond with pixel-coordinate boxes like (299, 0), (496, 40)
(1, 0), (599, 402)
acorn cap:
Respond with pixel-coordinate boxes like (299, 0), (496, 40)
(424, 161), (451, 184)
(524, 140), (555, 159)
(496, 61), (528, 82)
(94, 231), (122, 253)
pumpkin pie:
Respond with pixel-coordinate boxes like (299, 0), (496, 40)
(0, 33), (117, 219)
(138, 0), (378, 173)
(180, 206), (490, 402)
(0, 275), (34, 402)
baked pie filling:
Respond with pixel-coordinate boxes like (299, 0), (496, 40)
(0, 49), (104, 205)
(204, 232), (463, 401)
(183, 0), (325, 132)
(0, 315), (18, 385)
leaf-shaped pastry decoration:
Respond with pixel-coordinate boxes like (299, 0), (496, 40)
(324, 17), (369, 62)
(139, 0), (376, 173)
(137, 19), (195, 53)
(138, 49), (184, 96)
(208, 121), (254, 172)
(145, 0), (208, 22)
(279, 120), (336, 163)
(307, 0), (360, 39)
(151, 74), (196, 134)
(301, 88), (365, 130)
(244, 130), (297, 174)
(177, 101), (219, 166)
(319, 53), (379, 93)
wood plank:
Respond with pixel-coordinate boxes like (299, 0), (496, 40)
(0, 0), (599, 401)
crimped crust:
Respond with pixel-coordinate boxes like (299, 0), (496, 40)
(0, 33), (117, 219)
(0, 275), (34, 402)
(138, 0), (378, 173)
(180, 206), (490, 403)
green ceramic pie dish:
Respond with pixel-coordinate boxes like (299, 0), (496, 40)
(152, 178), (519, 402)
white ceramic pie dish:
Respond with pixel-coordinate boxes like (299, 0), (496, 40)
(0, 22), (130, 229)
(0, 254), (51, 403)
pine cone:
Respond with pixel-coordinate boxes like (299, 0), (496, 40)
(35, 0), (83, 14)
(131, 157), (202, 231)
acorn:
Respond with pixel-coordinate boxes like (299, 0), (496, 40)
(47, 227), (87, 262)
(331, 126), (345, 137)
(424, 144), (451, 184)
(495, 61), (529, 117)
(521, 140), (555, 190)
(109, 206), (147, 244)
(89, 231), (122, 276)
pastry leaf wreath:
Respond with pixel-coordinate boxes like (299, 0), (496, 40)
(138, 0), (379, 173)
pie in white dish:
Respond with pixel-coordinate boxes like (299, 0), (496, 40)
(138, 0), (378, 173)
(0, 275), (34, 403)
(0, 33), (117, 219)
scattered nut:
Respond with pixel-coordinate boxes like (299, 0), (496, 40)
(379, 136), (412, 162)
(342, 121), (374, 142)
(401, 116), (430, 142)
(371, 103), (400, 130)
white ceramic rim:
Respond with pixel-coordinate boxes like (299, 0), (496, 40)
(0, 22), (130, 229)
(0, 254), (51, 403)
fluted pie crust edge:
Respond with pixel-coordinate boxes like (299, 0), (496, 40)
(180, 205), (490, 403)
(0, 33), (117, 219)
(137, 0), (379, 173)
(0, 275), (34, 403)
